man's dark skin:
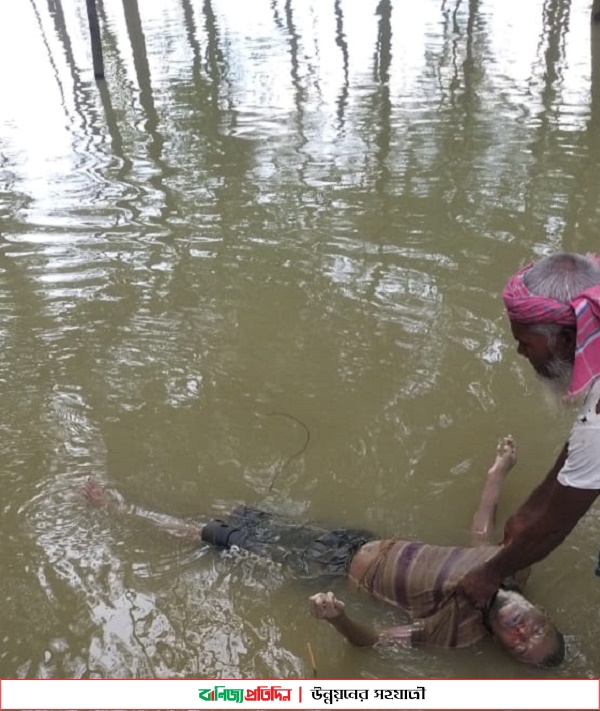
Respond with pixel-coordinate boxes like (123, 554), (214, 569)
(458, 320), (600, 608)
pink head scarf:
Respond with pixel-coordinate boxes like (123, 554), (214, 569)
(502, 258), (600, 398)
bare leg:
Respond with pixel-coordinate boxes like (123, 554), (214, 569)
(81, 477), (205, 543)
(470, 436), (517, 546)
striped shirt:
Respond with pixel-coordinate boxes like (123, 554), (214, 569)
(357, 540), (507, 648)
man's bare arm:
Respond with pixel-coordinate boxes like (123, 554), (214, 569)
(485, 480), (599, 579)
(469, 436), (517, 547)
(309, 592), (414, 648)
(458, 444), (569, 607)
(501, 444), (568, 545)
(459, 476), (599, 607)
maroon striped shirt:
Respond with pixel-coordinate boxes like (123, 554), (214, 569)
(357, 540), (505, 648)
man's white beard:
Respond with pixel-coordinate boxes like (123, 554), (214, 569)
(536, 356), (574, 413)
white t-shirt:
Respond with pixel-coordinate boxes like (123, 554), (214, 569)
(557, 378), (600, 489)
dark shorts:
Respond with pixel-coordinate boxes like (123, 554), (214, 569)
(201, 506), (373, 578)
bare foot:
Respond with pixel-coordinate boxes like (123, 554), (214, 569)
(488, 435), (517, 479)
(80, 478), (205, 542)
(81, 477), (125, 510)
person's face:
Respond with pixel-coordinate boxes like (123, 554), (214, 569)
(489, 591), (559, 666)
(510, 321), (575, 385)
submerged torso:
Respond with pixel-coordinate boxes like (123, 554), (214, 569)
(349, 539), (502, 648)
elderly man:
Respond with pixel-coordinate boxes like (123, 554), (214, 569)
(82, 437), (564, 667)
(459, 252), (600, 609)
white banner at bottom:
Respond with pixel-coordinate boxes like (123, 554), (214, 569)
(1, 678), (599, 710)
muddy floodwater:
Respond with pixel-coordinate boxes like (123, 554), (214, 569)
(1, 0), (600, 680)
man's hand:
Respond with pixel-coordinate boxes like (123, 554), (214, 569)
(309, 592), (379, 647)
(457, 565), (502, 610)
(309, 591), (345, 620)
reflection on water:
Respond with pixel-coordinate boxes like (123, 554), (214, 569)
(1, 0), (600, 680)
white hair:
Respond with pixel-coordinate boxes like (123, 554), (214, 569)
(523, 253), (600, 341)
(524, 253), (600, 302)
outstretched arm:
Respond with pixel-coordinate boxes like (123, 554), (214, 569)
(81, 477), (205, 543)
(309, 592), (414, 648)
(461, 480), (599, 605)
(459, 444), (600, 608)
(469, 436), (517, 547)
(501, 443), (568, 545)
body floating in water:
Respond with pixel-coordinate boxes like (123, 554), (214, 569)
(82, 435), (564, 668)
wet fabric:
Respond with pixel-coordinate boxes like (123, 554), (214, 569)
(502, 262), (600, 397)
(357, 540), (508, 648)
(201, 506), (374, 578)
